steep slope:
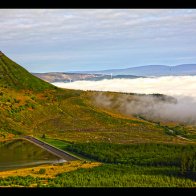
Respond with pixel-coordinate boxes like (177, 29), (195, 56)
(0, 51), (54, 91)
(0, 51), (194, 145)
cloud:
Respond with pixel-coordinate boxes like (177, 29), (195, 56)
(1, 9), (196, 72)
(52, 76), (196, 124)
(1, 9), (196, 43)
(52, 76), (196, 99)
(95, 92), (196, 124)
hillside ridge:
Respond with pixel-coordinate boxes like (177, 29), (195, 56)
(0, 51), (54, 91)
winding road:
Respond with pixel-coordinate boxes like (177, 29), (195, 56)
(23, 136), (79, 162)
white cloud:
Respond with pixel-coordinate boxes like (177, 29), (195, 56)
(52, 76), (196, 99)
(52, 76), (196, 124)
(1, 9), (196, 43)
(1, 9), (196, 72)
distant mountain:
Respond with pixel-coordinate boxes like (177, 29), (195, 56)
(33, 73), (140, 83)
(75, 64), (196, 76)
(34, 64), (196, 83)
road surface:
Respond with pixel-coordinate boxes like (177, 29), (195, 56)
(23, 136), (78, 162)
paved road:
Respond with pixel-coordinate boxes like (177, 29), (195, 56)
(23, 136), (78, 161)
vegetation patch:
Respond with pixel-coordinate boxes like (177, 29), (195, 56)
(47, 164), (195, 187)
(65, 142), (196, 180)
(0, 161), (101, 179)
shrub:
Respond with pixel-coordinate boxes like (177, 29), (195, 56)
(180, 152), (196, 179)
(38, 168), (46, 174)
(41, 134), (46, 139)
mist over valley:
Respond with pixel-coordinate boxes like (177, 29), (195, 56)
(52, 76), (196, 125)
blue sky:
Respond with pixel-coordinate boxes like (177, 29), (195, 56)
(1, 9), (196, 73)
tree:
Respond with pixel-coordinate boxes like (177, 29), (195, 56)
(180, 152), (196, 179)
(41, 134), (46, 139)
(38, 168), (46, 174)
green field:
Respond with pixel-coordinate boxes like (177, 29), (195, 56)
(39, 138), (71, 150)
(36, 139), (196, 187)
(0, 164), (195, 187)
(0, 140), (195, 187)
(65, 142), (196, 167)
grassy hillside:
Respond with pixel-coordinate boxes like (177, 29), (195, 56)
(0, 52), (196, 187)
(1, 85), (194, 144)
(0, 51), (54, 91)
(0, 51), (195, 145)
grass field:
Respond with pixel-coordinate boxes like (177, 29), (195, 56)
(2, 164), (195, 187)
(0, 139), (195, 187)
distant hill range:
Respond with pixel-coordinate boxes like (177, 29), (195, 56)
(33, 73), (140, 83)
(74, 64), (196, 77)
(33, 64), (196, 83)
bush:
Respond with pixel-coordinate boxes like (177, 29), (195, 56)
(41, 134), (46, 139)
(38, 168), (46, 174)
(180, 152), (196, 179)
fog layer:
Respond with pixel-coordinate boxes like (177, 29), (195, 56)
(53, 76), (196, 99)
(53, 76), (196, 124)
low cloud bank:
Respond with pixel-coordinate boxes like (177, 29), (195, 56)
(95, 93), (196, 124)
(52, 76), (196, 99)
(53, 76), (196, 124)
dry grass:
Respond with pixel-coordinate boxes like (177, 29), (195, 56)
(0, 161), (101, 178)
(0, 134), (15, 142)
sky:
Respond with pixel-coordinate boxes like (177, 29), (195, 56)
(1, 9), (196, 73)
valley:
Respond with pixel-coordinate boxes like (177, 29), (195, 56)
(0, 52), (195, 187)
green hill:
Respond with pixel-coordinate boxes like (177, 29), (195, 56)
(0, 51), (54, 91)
(0, 51), (196, 187)
(0, 51), (195, 145)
